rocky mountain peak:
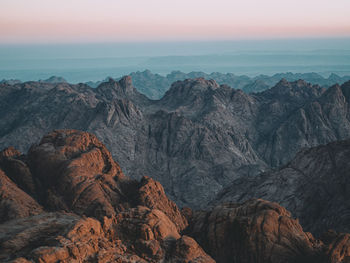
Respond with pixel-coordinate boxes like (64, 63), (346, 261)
(166, 78), (219, 94)
(40, 76), (67, 84)
(277, 77), (289, 85)
(341, 80), (350, 100)
(320, 83), (345, 103)
(296, 79), (309, 86)
(98, 76), (135, 97)
(96, 75), (150, 106)
(260, 78), (325, 103)
(329, 73), (341, 80)
(118, 75), (133, 89)
(272, 78), (310, 92)
(140, 69), (153, 76)
(159, 78), (220, 111)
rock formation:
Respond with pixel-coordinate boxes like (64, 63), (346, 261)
(187, 199), (324, 263)
(1, 130), (350, 262)
(0, 130), (212, 262)
(0, 168), (43, 223)
(1, 76), (350, 209)
(186, 199), (350, 263)
(214, 139), (350, 235)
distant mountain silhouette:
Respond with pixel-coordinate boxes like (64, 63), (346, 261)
(85, 70), (350, 99)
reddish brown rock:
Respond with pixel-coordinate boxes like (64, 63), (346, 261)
(111, 205), (212, 262)
(27, 129), (130, 219)
(136, 176), (188, 232)
(0, 130), (192, 227)
(0, 146), (21, 159)
(0, 169), (42, 223)
(320, 230), (350, 263)
(0, 130), (213, 262)
(113, 206), (180, 262)
(189, 199), (324, 263)
(170, 235), (215, 263)
(0, 208), (211, 263)
(0, 147), (36, 197)
(0, 212), (121, 263)
(3, 129), (350, 262)
(22, 129), (192, 225)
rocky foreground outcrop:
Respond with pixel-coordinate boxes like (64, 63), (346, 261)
(0, 130), (210, 262)
(1, 129), (350, 262)
(187, 199), (350, 263)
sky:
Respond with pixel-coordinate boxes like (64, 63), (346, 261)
(0, 0), (350, 43)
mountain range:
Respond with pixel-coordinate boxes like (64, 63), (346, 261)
(120, 70), (350, 99)
(1, 76), (350, 212)
(3, 70), (350, 99)
(2, 72), (350, 261)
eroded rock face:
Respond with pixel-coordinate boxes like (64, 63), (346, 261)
(0, 146), (21, 159)
(27, 129), (128, 219)
(113, 206), (180, 262)
(136, 176), (188, 232)
(0, 147), (37, 196)
(0, 208), (212, 263)
(0, 169), (42, 223)
(320, 230), (350, 263)
(0, 130), (215, 263)
(0, 212), (102, 262)
(214, 139), (350, 235)
(188, 199), (324, 263)
(170, 235), (216, 263)
(0, 212), (153, 263)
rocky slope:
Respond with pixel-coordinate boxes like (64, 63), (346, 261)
(188, 199), (324, 263)
(0, 130), (212, 263)
(1, 129), (350, 263)
(186, 199), (350, 263)
(214, 139), (350, 235)
(1, 77), (350, 208)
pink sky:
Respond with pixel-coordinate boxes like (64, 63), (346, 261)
(1, 0), (350, 43)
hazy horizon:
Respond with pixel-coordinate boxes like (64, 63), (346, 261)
(1, 1), (350, 82)
(1, 0), (350, 43)
(1, 39), (350, 83)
